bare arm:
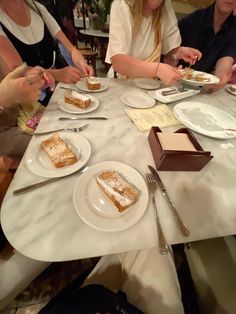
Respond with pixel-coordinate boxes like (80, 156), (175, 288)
(204, 56), (234, 93)
(54, 30), (93, 76)
(0, 36), (23, 74)
(111, 54), (181, 85)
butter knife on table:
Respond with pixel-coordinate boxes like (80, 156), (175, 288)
(148, 165), (190, 237)
(13, 167), (88, 195)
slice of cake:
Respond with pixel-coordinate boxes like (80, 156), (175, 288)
(41, 133), (78, 168)
(86, 77), (101, 90)
(64, 90), (91, 109)
(96, 170), (139, 212)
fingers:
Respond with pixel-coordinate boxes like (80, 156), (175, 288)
(6, 63), (28, 79)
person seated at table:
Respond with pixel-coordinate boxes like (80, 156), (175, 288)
(0, 0), (93, 85)
(178, 0), (236, 93)
(39, 247), (185, 314)
(106, 0), (202, 85)
(0, 62), (51, 159)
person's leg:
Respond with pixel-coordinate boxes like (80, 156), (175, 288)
(83, 248), (184, 314)
(0, 128), (31, 159)
(119, 247), (184, 314)
(82, 254), (122, 292)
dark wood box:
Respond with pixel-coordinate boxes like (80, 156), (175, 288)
(148, 127), (213, 171)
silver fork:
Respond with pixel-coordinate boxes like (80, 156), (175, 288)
(146, 173), (169, 255)
(33, 123), (89, 136)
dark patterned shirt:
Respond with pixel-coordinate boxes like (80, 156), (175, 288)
(178, 3), (236, 73)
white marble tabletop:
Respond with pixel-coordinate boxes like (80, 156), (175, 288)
(1, 78), (236, 262)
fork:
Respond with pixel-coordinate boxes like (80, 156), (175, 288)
(33, 123), (89, 136)
(145, 173), (169, 255)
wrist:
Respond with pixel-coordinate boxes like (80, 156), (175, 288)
(154, 62), (161, 79)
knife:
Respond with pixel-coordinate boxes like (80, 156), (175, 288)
(161, 88), (188, 96)
(59, 117), (107, 121)
(148, 165), (190, 237)
(13, 167), (88, 195)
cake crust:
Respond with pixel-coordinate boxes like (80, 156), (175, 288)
(64, 91), (91, 109)
(96, 170), (139, 212)
(86, 77), (101, 90)
(41, 133), (78, 168)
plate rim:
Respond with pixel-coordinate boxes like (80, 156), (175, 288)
(73, 160), (149, 232)
(132, 78), (161, 90)
(226, 85), (236, 96)
(180, 70), (220, 86)
(25, 132), (91, 178)
(58, 94), (99, 114)
(173, 101), (236, 139)
(120, 90), (156, 108)
(76, 79), (108, 93)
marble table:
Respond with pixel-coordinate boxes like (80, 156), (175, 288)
(1, 78), (236, 262)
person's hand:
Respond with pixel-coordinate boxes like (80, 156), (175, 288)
(71, 48), (94, 77)
(156, 63), (182, 85)
(175, 47), (202, 65)
(53, 66), (83, 83)
(25, 66), (55, 91)
(0, 64), (45, 108)
(79, 60), (94, 77)
(204, 74), (228, 93)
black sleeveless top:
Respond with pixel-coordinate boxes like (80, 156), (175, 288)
(0, 20), (55, 68)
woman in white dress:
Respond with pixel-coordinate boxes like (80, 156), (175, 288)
(106, 0), (202, 85)
(0, 0), (93, 84)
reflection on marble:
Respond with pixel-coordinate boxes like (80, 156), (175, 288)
(1, 79), (236, 262)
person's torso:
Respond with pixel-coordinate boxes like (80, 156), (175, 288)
(180, 6), (235, 72)
(0, 6), (55, 68)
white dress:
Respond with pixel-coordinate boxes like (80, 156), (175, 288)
(0, 1), (60, 45)
(106, 0), (181, 64)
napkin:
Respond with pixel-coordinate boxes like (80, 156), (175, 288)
(125, 104), (179, 131)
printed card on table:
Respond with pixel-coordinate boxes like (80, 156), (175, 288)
(125, 104), (180, 131)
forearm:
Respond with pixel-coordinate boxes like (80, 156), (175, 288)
(0, 36), (23, 74)
(47, 68), (63, 82)
(164, 47), (179, 66)
(55, 31), (85, 64)
(214, 56), (234, 84)
(111, 54), (157, 78)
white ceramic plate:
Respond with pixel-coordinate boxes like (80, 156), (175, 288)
(58, 94), (99, 114)
(76, 79), (108, 93)
(180, 70), (220, 86)
(73, 161), (148, 232)
(225, 85), (236, 96)
(132, 78), (160, 90)
(26, 132), (91, 178)
(120, 90), (156, 108)
(148, 88), (200, 104)
(173, 101), (236, 139)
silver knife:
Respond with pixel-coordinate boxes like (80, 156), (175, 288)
(59, 117), (107, 121)
(148, 165), (190, 237)
(13, 167), (88, 195)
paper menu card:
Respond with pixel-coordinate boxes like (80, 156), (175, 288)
(125, 104), (179, 131)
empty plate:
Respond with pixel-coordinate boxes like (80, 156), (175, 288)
(132, 78), (160, 90)
(120, 90), (156, 108)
